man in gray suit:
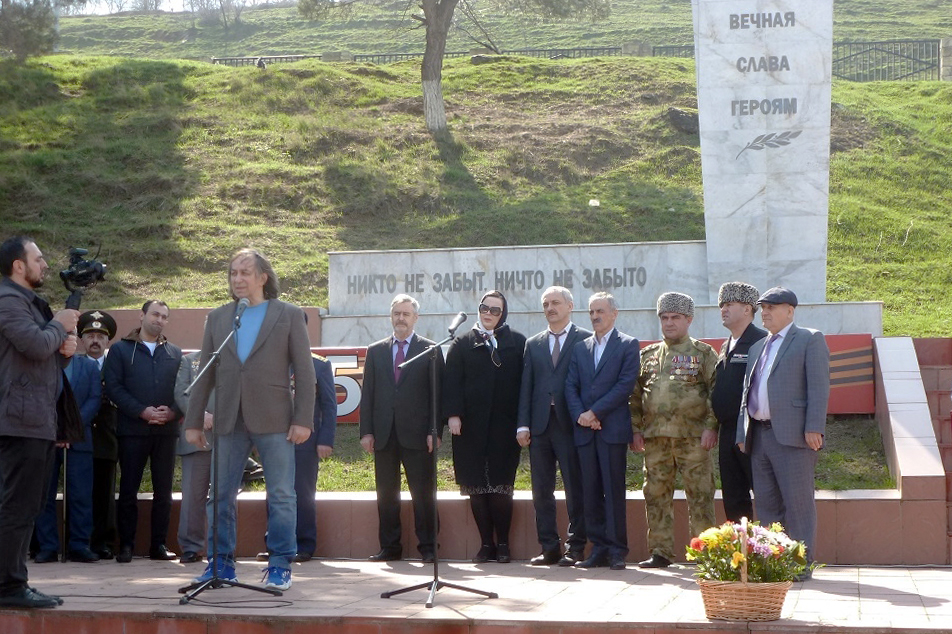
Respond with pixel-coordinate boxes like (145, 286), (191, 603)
(737, 287), (829, 579)
(517, 286), (590, 566)
(185, 248), (316, 591)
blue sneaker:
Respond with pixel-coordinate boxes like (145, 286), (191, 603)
(192, 559), (238, 584)
(262, 566), (291, 591)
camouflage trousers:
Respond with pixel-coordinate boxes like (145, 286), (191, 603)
(643, 436), (716, 561)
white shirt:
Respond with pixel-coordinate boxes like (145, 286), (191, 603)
(593, 328), (615, 367)
(548, 323), (572, 354)
(749, 322), (794, 421)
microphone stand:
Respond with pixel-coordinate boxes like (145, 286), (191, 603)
(380, 315), (498, 608)
(179, 312), (282, 603)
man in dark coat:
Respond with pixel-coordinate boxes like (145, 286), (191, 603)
(104, 300), (183, 564)
(359, 294), (441, 562)
(0, 236), (80, 608)
(711, 282), (765, 523)
(517, 286), (590, 566)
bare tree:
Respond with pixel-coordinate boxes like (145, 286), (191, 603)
(298, 0), (609, 135)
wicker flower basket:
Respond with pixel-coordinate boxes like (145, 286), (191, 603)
(696, 518), (793, 621)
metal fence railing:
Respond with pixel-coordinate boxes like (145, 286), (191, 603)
(213, 40), (943, 82)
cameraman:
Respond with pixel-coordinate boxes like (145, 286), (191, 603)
(0, 236), (80, 608)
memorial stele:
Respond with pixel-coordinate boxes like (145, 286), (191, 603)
(321, 0), (883, 345)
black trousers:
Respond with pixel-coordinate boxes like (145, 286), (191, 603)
(529, 408), (586, 553)
(373, 436), (436, 555)
(90, 457), (118, 552)
(718, 421), (753, 522)
(0, 436), (55, 596)
(117, 434), (177, 550)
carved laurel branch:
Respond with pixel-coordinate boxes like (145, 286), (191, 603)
(735, 130), (802, 160)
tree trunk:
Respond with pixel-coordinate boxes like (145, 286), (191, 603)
(420, 0), (460, 134)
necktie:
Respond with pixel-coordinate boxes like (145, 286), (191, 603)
(748, 334), (779, 415)
(550, 330), (564, 367)
(394, 340), (406, 383)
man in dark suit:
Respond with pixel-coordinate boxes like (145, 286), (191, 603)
(185, 248), (316, 592)
(737, 287), (829, 580)
(517, 286), (590, 566)
(565, 292), (640, 570)
(711, 282), (766, 522)
(359, 294), (441, 563)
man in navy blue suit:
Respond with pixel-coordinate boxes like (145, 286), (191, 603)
(565, 292), (640, 570)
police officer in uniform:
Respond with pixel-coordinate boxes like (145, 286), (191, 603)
(631, 292), (718, 568)
(711, 282), (765, 522)
(78, 311), (121, 561)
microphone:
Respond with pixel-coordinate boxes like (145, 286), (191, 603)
(234, 297), (250, 328)
(447, 311), (467, 335)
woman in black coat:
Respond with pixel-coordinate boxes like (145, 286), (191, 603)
(444, 290), (525, 563)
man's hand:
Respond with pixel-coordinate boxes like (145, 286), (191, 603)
(59, 334), (78, 358)
(426, 434), (441, 453)
(203, 412), (214, 431)
(53, 309), (80, 333)
(287, 425), (311, 445)
(805, 432), (823, 451)
(360, 434), (375, 453)
(154, 405), (175, 423)
(577, 410), (598, 428)
(630, 432), (645, 453)
(700, 429), (718, 451)
(141, 406), (162, 424)
(737, 442), (745, 453)
(186, 428), (208, 449)
(448, 416), (462, 436)
(317, 445), (333, 459)
(516, 430), (531, 447)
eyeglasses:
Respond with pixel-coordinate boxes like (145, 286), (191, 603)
(478, 303), (502, 316)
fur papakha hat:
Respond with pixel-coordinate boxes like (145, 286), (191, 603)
(717, 282), (760, 312)
(657, 292), (694, 317)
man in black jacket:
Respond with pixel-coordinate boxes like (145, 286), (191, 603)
(359, 294), (441, 562)
(104, 300), (183, 563)
(710, 282), (766, 522)
(0, 236), (79, 608)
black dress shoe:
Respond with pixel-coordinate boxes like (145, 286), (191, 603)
(419, 550), (435, 563)
(530, 549), (561, 566)
(472, 544), (496, 563)
(368, 548), (402, 562)
(609, 558), (626, 570)
(293, 552), (313, 563)
(33, 551), (58, 564)
(116, 545), (133, 563)
(559, 550), (584, 567)
(149, 545), (177, 561)
(0, 588), (59, 608)
(68, 548), (101, 563)
(179, 551), (202, 564)
(575, 554), (609, 568)
(29, 587), (63, 605)
(638, 554), (672, 568)
(496, 543), (511, 564)
(93, 546), (114, 560)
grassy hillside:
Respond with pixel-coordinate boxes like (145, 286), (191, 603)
(1, 54), (950, 334)
(56, 0), (952, 60)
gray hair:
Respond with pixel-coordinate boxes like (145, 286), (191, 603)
(390, 294), (420, 314)
(542, 286), (573, 304)
(588, 292), (619, 311)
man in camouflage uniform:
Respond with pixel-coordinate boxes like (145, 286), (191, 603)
(631, 292), (719, 568)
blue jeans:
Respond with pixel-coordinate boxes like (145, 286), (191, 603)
(207, 429), (296, 570)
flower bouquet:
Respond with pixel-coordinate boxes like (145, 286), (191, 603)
(685, 518), (807, 621)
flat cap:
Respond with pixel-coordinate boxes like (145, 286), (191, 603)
(78, 310), (118, 340)
(657, 292), (695, 317)
(757, 287), (798, 307)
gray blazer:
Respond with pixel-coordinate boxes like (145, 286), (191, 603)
(736, 323), (830, 449)
(184, 299), (316, 436)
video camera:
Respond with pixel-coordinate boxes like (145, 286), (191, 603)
(60, 246), (106, 310)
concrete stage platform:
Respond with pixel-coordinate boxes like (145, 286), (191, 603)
(5, 557), (952, 633)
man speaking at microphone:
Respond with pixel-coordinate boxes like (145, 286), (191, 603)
(185, 248), (315, 591)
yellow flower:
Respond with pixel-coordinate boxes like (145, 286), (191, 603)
(730, 551), (746, 569)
